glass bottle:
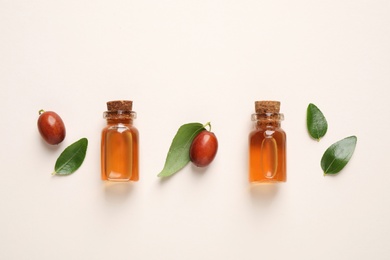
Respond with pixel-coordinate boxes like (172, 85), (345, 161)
(249, 101), (286, 183)
(101, 100), (139, 182)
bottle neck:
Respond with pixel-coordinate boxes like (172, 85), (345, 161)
(103, 110), (136, 125)
(255, 120), (281, 129)
(106, 118), (133, 125)
(251, 112), (283, 129)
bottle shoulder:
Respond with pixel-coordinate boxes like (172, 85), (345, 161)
(249, 127), (286, 139)
(102, 123), (139, 133)
(250, 127), (285, 133)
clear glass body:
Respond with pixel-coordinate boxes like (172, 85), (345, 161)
(101, 111), (139, 182)
(249, 113), (286, 183)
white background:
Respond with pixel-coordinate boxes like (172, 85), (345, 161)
(1, 1), (390, 259)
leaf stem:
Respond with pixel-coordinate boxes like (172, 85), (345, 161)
(203, 122), (211, 131)
(39, 109), (45, 115)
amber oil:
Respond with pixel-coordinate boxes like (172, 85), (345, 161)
(101, 100), (139, 182)
(249, 101), (286, 183)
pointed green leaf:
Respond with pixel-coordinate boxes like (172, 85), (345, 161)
(307, 103), (328, 141)
(321, 136), (357, 175)
(53, 138), (88, 175)
(158, 123), (205, 177)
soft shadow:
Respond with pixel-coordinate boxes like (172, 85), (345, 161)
(249, 183), (279, 206)
(158, 176), (172, 185)
(103, 182), (134, 203)
(39, 137), (63, 152)
(156, 164), (210, 186)
(157, 170), (181, 185)
(190, 164), (208, 177)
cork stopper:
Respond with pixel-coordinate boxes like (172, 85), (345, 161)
(255, 101), (280, 113)
(107, 100), (133, 111)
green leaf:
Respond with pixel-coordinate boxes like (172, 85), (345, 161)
(53, 138), (88, 176)
(321, 136), (357, 175)
(158, 123), (205, 177)
(307, 103), (328, 141)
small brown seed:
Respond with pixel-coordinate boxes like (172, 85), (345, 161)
(37, 110), (66, 145)
(189, 130), (218, 167)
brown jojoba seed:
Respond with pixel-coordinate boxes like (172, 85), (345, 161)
(189, 130), (218, 167)
(37, 110), (66, 145)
